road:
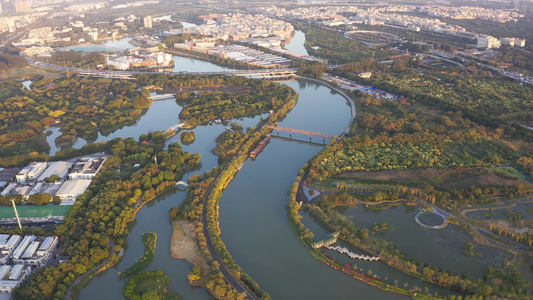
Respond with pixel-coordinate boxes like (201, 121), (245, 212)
(199, 126), (264, 299)
(428, 50), (533, 85)
(26, 58), (297, 78)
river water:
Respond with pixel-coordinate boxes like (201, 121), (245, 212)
(78, 38), (404, 299)
(284, 30), (309, 56)
(77, 36), (509, 299)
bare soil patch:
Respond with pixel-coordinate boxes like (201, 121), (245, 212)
(170, 220), (207, 269)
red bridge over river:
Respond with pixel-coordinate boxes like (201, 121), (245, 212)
(267, 125), (335, 143)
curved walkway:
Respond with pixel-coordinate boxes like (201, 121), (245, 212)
(415, 212), (448, 229)
(458, 198), (533, 217)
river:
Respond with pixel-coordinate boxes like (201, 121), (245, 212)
(78, 40), (406, 298)
(80, 71), (407, 299)
(77, 36), (493, 299)
(284, 30), (309, 56)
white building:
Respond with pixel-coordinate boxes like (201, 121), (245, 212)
(69, 157), (105, 180)
(144, 16), (153, 29)
(55, 179), (92, 204)
(0, 264), (31, 293)
(87, 30), (98, 41)
(21, 46), (53, 57)
(477, 35), (501, 49)
(12, 236), (58, 267)
(515, 38), (526, 47)
(0, 235), (21, 264)
(37, 161), (72, 182)
(16, 162), (47, 184)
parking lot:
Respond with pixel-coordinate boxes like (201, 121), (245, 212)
(0, 168), (18, 183)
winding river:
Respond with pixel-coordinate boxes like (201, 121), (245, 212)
(77, 34), (513, 299)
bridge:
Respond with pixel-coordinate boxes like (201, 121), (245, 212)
(26, 58), (298, 79)
(162, 122), (186, 138)
(150, 93), (175, 101)
(267, 125), (335, 143)
(325, 245), (380, 262)
(176, 181), (189, 189)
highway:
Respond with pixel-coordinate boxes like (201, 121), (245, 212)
(26, 58), (298, 78)
(428, 50), (533, 85)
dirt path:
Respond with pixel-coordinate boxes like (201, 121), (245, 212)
(170, 220), (207, 269)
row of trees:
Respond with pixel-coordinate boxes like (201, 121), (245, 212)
(119, 233), (157, 279)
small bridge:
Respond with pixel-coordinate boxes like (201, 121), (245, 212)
(163, 122), (186, 137)
(267, 125), (335, 143)
(176, 181), (189, 189)
(150, 93), (175, 101)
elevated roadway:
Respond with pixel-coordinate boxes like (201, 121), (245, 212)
(26, 58), (297, 79)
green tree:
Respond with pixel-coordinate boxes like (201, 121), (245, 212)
(26, 193), (52, 205)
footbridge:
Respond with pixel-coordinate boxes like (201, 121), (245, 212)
(267, 125), (335, 143)
(325, 245), (380, 261)
(163, 122), (186, 138)
(150, 93), (175, 100)
(176, 181), (189, 189)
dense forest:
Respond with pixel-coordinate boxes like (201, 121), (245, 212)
(0, 76), (150, 157)
(178, 82), (293, 127)
(333, 59), (533, 138)
(47, 51), (106, 69)
(0, 73), (290, 163)
(308, 92), (533, 192)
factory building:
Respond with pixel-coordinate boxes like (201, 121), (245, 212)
(55, 179), (92, 204)
(12, 236), (58, 267)
(68, 157), (106, 180)
(15, 162), (47, 184)
(0, 264), (31, 293)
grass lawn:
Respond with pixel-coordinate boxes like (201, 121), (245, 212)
(332, 166), (533, 192)
(0, 67), (61, 80)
